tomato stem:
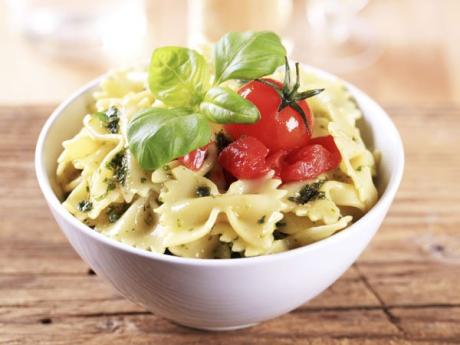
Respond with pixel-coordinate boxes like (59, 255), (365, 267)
(256, 57), (324, 129)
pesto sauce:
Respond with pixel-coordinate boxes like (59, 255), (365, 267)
(93, 106), (120, 134)
(273, 230), (288, 240)
(288, 181), (325, 205)
(257, 215), (266, 224)
(107, 204), (129, 223)
(215, 131), (231, 152)
(78, 200), (93, 212)
(109, 150), (128, 185)
(97, 106), (120, 133)
(195, 185), (211, 197)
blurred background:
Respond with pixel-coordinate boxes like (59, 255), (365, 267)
(0, 0), (459, 106)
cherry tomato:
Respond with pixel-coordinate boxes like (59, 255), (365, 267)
(178, 144), (209, 171)
(218, 136), (269, 179)
(282, 135), (341, 182)
(224, 79), (314, 152)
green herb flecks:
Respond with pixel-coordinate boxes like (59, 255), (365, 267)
(257, 215), (266, 224)
(195, 185), (211, 197)
(93, 106), (120, 134)
(230, 251), (243, 259)
(107, 204), (129, 223)
(144, 210), (154, 226)
(105, 178), (116, 192)
(276, 220), (287, 228)
(215, 131), (231, 152)
(273, 230), (288, 240)
(109, 150), (128, 185)
(288, 181), (326, 205)
(78, 200), (93, 212)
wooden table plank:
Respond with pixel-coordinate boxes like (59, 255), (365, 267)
(0, 105), (459, 344)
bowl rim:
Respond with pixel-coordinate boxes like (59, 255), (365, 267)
(35, 65), (404, 267)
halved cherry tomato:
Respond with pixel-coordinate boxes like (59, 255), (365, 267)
(224, 79), (314, 152)
(282, 135), (341, 182)
(218, 136), (269, 179)
(178, 144), (209, 171)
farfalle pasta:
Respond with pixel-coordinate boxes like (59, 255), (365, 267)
(56, 31), (379, 259)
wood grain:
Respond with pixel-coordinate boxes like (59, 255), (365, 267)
(0, 105), (459, 344)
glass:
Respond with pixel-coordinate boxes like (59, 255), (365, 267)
(302, 0), (381, 73)
(187, 0), (293, 50)
(5, 0), (147, 66)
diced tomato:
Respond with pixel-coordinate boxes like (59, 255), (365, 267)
(282, 135), (341, 182)
(218, 136), (269, 179)
(308, 135), (341, 166)
(178, 144), (209, 171)
(266, 150), (288, 179)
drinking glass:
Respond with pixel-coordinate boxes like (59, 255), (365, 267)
(187, 0), (293, 51)
(302, 0), (381, 72)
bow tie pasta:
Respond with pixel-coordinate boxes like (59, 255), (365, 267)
(155, 166), (286, 256)
(56, 65), (379, 259)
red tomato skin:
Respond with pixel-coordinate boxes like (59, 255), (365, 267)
(266, 150), (289, 179)
(224, 79), (314, 152)
(282, 135), (342, 182)
(308, 136), (341, 166)
(281, 145), (332, 182)
(218, 136), (269, 179)
(178, 144), (209, 171)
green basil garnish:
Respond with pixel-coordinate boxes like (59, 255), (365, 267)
(128, 31), (287, 170)
(213, 31), (286, 84)
(128, 108), (211, 170)
(93, 106), (120, 134)
(148, 47), (210, 107)
(200, 86), (260, 124)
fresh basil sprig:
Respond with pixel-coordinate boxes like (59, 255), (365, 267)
(148, 47), (210, 107)
(128, 31), (286, 170)
(128, 108), (211, 170)
(213, 31), (286, 84)
(200, 86), (260, 124)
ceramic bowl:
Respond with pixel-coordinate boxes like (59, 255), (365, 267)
(35, 67), (404, 330)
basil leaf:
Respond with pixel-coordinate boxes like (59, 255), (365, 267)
(200, 86), (260, 124)
(127, 108), (211, 170)
(214, 31), (286, 84)
(148, 47), (210, 107)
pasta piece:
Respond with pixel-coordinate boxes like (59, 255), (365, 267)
(288, 215), (353, 247)
(154, 167), (287, 254)
(328, 122), (378, 209)
(169, 234), (231, 259)
(282, 180), (341, 225)
(96, 195), (163, 251)
(211, 222), (272, 257)
(93, 67), (148, 103)
(297, 71), (378, 211)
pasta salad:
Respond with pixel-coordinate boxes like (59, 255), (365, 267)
(56, 31), (378, 259)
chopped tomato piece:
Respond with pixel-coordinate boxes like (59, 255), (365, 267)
(218, 136), (269, 179)
(178, 144), (209, 171)
(266, 150), (288, 179)
(282, 135), (341, 182)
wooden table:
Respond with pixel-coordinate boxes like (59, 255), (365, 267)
(1, 104), (459, 344)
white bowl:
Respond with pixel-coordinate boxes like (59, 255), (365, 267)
(35, 67), (404, 331)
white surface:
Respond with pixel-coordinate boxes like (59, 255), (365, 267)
(35, 68), (404, 330)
